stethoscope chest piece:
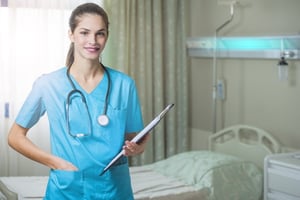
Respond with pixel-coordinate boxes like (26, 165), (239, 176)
(98, 114), (109, 126)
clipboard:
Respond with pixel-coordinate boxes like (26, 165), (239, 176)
(99, 103), (175, 176)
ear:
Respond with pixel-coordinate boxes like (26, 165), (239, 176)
(68, 30), (74, 42)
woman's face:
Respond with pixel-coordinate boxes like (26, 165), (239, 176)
(69, 13), (108, 62)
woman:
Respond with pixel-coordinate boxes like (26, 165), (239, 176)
(8, 3), (148, 199)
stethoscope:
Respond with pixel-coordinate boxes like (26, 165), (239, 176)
(65, 66), (111, 137)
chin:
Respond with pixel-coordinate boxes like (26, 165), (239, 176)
(85, 54), (100, 61)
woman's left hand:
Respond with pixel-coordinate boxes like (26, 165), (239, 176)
(123, 134), (150, 156)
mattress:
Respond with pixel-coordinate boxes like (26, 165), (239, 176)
(130, 165), (209, 200)
(0, 176), (47, 200)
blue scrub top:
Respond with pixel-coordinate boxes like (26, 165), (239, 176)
(15, 67), (144, 200)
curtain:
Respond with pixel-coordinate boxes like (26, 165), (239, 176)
(103, 0), (189, 165)
(0, 0), (102, 176)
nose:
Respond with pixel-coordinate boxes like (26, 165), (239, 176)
(88, 35), (97, 44)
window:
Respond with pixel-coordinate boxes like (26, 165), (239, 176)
(0, 4), (71, 176)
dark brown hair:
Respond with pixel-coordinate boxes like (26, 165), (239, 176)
(65, 3), (109, 67)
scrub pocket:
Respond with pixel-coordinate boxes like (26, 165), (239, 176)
(44, 169), (83, 199)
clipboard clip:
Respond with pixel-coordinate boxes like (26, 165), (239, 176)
(158, 103), (174, 120)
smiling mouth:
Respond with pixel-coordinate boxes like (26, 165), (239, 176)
(85, 46), (100, 53)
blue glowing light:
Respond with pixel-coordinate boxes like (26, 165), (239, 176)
(216, 37), (298, 51)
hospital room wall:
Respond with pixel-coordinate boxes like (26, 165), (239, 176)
(188, 0), (300, 151)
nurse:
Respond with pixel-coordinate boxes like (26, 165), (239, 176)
(8, 3), (148, 200)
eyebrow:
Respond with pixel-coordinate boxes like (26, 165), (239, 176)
(79, 28), (107, 32)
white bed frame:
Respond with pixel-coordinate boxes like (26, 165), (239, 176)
(0, 124), (281, 200)
(209, 125), (281, 168)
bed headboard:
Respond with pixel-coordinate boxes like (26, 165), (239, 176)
(209, 125), (281, 168)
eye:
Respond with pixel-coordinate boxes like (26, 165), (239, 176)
(80, 31), (89, 36)
(97, 31), (107, 37)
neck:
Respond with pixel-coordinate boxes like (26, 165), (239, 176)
(70, 60), (104, 81)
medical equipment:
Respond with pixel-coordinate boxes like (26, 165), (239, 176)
(277, 39), (296, 81)
(65, 66), (111, 137)
(212, 0), (238, 133)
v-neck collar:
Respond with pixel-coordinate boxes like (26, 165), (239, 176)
(66, 67), (109, 96)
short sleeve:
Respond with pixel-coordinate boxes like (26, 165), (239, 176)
(15, 78), (46, 128)
(125, 81), (144, 133)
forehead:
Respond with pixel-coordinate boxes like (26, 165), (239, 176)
(75, 13), (107, 31)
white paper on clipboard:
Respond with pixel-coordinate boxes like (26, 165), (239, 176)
(99, 103), (175, 176)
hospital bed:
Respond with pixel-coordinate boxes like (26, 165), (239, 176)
(0, 125), (281, 200)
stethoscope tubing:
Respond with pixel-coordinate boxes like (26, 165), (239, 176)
(65, 88), (93, 137)
(65, 65), (111, 137)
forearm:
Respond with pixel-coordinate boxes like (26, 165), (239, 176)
(8, 123), (77, 170)
(8, 123), (54, 167)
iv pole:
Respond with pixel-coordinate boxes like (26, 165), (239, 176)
(212, 1), (237, 133)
